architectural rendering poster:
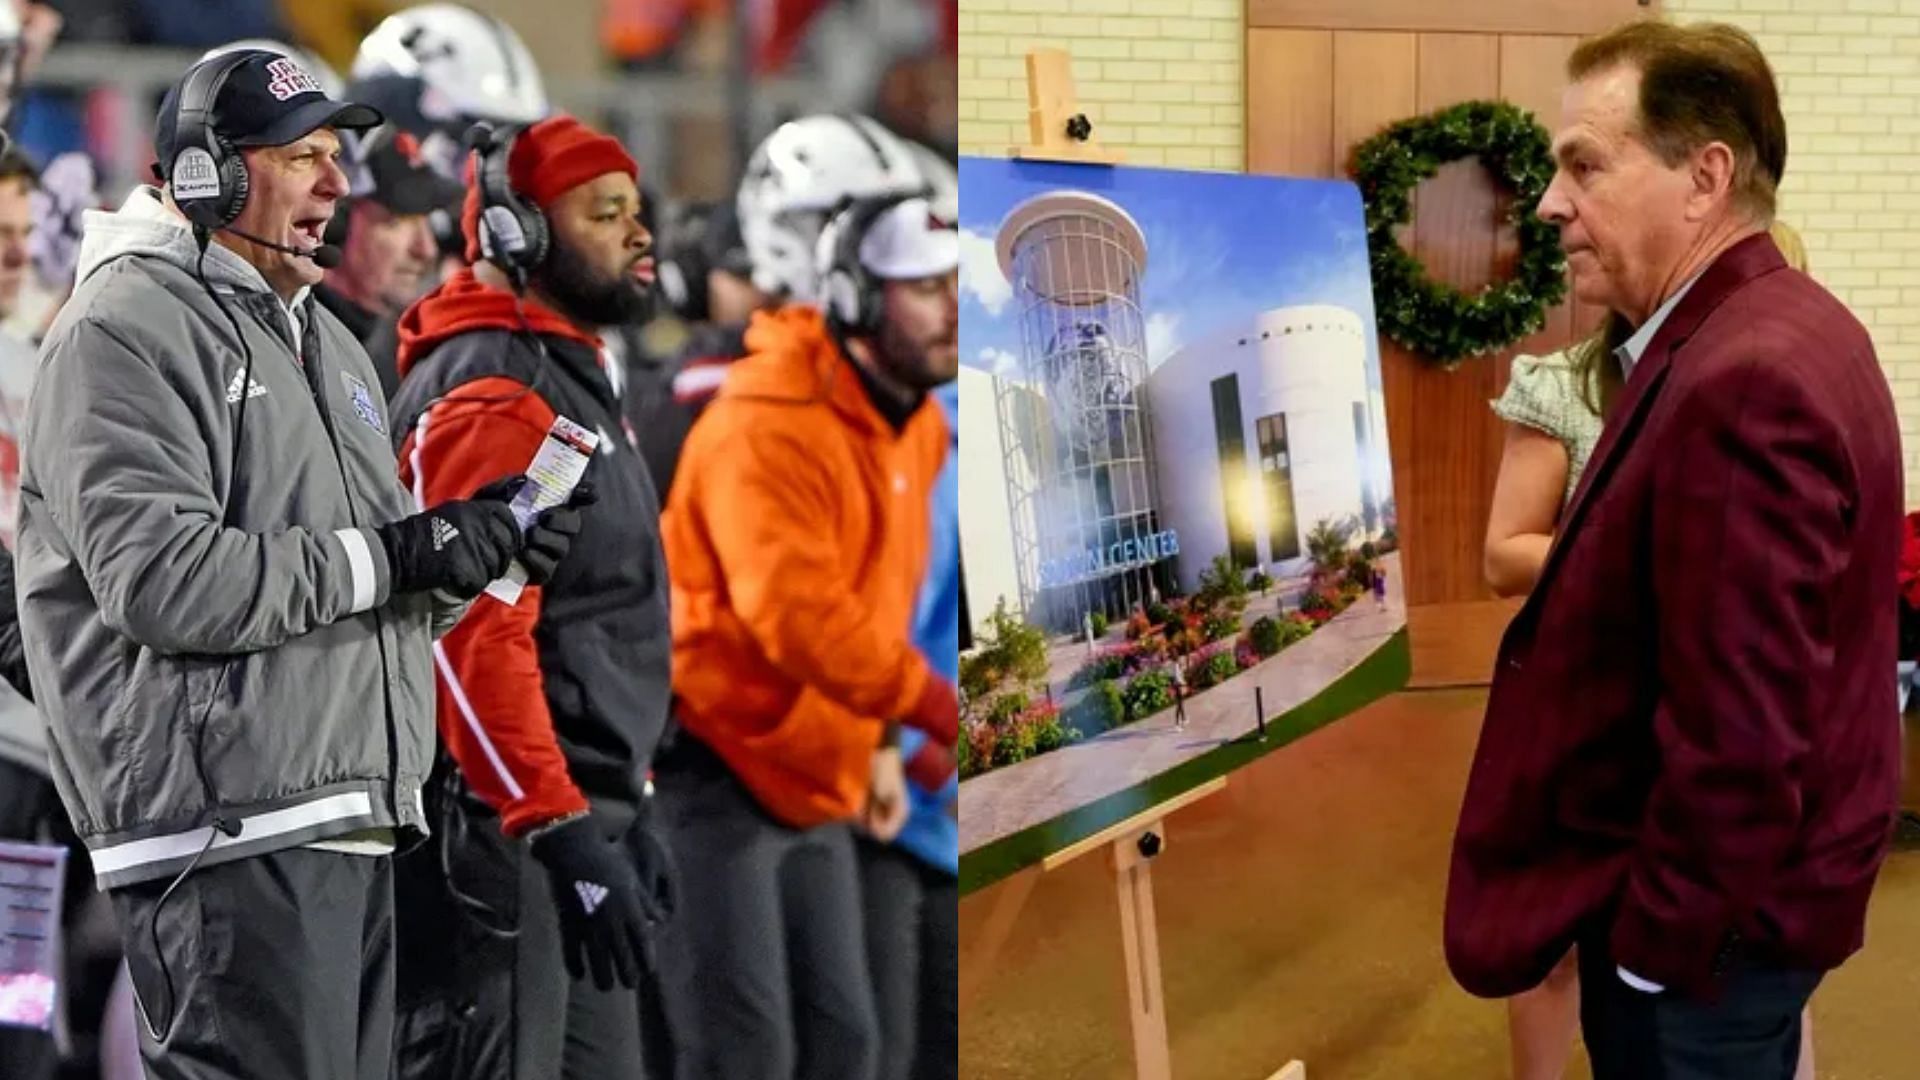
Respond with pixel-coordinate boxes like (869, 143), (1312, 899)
(957, 157), (1408, 868)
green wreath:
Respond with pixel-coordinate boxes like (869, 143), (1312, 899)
(1351, 100), (1567, 367)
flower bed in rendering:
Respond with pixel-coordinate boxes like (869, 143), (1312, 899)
(959, 530), (1383, 781)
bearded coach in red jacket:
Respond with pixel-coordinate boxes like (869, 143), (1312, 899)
(1445, 21), (1903, 1079)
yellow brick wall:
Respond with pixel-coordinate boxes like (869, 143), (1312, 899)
(960, 0), (1920, 498)
(956, 0), (1245, 170)
(1663, 0), (1920, 502)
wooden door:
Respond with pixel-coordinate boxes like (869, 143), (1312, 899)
(1245, 1), (1655, 685)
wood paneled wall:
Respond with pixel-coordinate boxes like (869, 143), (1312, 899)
(1246, 1), (1654, 683)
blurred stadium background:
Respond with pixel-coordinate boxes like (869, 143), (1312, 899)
(11, 0), (955, 205)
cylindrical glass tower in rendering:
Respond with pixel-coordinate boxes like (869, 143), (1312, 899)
(994, 190), (1173, 631)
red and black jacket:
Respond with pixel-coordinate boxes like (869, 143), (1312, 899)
(389, 269), (672, 837)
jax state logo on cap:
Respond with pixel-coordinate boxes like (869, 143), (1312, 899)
(264, 57), (322, 101)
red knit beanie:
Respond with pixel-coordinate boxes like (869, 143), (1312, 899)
(461, 114), (639, 263)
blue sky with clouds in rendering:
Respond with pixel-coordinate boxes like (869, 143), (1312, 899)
(960, 158), (1382, 389)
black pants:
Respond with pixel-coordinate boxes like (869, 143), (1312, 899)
(857, 839), (956, 1080)
(111, 847), (395, 1080)
(393, 780), (644, 1080)
(653, 737), (880, 1080)
(1578, 934), (1821, 1080)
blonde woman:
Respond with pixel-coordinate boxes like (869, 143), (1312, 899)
(1484, 222), (1815, 1080)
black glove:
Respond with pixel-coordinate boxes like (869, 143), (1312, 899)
(520, 481), (598, 586)
(529, 814), (652, 991)
(375, 475), (524, 599)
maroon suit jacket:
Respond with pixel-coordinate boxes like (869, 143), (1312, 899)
(1445, 234), (1905, 1001)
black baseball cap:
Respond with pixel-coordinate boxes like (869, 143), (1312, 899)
(154, 49), (383, 173)
(344, 125), (465, 216)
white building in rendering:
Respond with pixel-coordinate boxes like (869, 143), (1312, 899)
(1146, 304), (1384, 590)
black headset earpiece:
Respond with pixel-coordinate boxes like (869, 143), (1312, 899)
(824, 190), (921, 334)
(468, 121), (549, 291)
(170, 51), (255, 233)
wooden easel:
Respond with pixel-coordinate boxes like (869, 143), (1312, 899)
(1007, 777), (1305, 1080)
(968, 59), (1305, 1071)
(1010, 47), (1125, 165)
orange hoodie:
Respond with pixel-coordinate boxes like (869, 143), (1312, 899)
(664, 307), (950, 828)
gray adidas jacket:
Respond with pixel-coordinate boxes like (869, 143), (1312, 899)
(16, 187), (451, 888)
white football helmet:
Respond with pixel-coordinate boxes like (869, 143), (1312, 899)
(351, 3), (548, 126)
(817, 195), (958, 330)
(899, 139), (957, 225)
(736, 114), (926, 303)
(200, 39), (344, 100)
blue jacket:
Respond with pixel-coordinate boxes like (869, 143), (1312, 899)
(895, 384), (958, 875)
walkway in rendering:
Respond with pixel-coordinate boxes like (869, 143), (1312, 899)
(959, 553), (1408, 854)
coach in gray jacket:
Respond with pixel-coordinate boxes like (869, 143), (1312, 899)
(12, 51), (587, 1080)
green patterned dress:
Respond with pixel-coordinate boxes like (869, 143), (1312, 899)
(1490, 350), (1605, 509)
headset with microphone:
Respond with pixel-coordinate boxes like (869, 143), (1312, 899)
(821, 188), (925, 335)
(166, 49), (343, 268)
(468, 120), (549, 293)
(238, 226), (343, 269)
(701, 188), (928, 416)
(392, 118), (558, 438)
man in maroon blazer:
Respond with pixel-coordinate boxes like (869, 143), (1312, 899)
(1446, 21), (1904, 1079)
